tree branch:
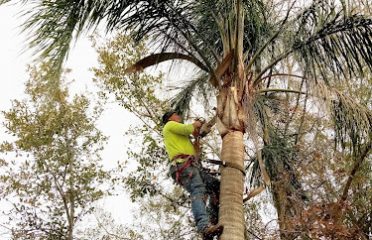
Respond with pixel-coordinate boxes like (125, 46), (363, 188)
(339, 143), (371, 203)
(259, 73), (307, 82)
(259, 89), (306, 95)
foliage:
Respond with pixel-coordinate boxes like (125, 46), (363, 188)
(92, 33), (167, 199)
(0, 62), (111, 239)
(245, 65), (371, 238)
(77, 208), (143, 240)
(132, 195), (198, 240)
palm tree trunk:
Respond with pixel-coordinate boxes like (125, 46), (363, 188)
(272, 172), (305, 239)
(217, 2), (246, 237)
(219, 131), (245, 240)
(272, 180), (292, 239)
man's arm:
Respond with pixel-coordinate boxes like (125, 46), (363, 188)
(192, 120), (202, 137)
(167, 120), (202, 136)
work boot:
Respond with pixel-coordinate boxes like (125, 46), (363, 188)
(202, 224), (223, 240)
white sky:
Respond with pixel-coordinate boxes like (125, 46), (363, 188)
(0, 4), (138, 237)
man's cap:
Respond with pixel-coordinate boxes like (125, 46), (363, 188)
(162, 110), (177, 124)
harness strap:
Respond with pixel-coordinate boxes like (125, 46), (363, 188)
(205, 159), (245, 176)
(172, 154), (192, 161)
(223, 162), (245, 176)
(175, 156), (194, 184)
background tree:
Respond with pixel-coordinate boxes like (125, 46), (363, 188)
(77, 208), (143, 240)
(1, 0), (372, 239)
(0, 63), (111, 240)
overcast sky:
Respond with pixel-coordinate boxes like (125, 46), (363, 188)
(0, 4), (138, 236)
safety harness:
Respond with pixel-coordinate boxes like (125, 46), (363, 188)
(172, 155), (246, 186)
(172, 154), (196, 184)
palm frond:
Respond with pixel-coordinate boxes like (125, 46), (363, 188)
(245, 94), (284, 183)
(247, 127), (306, 199)
(254, 94), (284, 128)
(255, 1), (372, 85)
(125, 52), (208, 73)
(10, 0), (273, 76)
(20, 0), (108, 75)
(242, 0), (273, 57)
(246, 93), (308, 200)
(107, 0), (271, 53)
(332, 91), (372, 155)
(103, 1), (215, 71)
(169, 74), (212, 118)
(290, 1), (372, 82)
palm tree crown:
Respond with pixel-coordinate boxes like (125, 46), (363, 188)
(2, 1), (372, 83)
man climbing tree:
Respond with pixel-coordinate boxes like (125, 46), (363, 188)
(162, 110), (223, 239)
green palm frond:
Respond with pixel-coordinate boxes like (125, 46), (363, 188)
(247, 127), (304, 194)
(7, 0), (273, 76)
(253, 93), (285, 133)
(247, 94), (285, 183)
(294, 17), (372, 81)
(194, 0), (272, 58)
(241, 0), (273, 58)
(20, 0), (107, 75)
(6, 0), (372, 84)
(332, 91), (372, 155)
(102, 1), (217, 73)
(247, 94), (308, 200)
(290, 1), (372, 79)
(255, 1), (372, 85)
(169, 74), (212, 118)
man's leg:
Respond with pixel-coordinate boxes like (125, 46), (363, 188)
(200, 169), (220, 225)
(170, 165), (209, 232)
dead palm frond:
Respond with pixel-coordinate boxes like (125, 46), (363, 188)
(124, 52), (209, 73)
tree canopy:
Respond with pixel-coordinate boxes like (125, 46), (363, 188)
(0, 63), (111, 239)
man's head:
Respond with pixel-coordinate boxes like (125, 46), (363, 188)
(162, 110), (182, 124)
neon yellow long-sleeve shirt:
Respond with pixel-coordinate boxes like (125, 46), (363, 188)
(162, 121), (195, 162)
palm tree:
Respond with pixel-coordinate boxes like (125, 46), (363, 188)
(2, 0), (372, 239)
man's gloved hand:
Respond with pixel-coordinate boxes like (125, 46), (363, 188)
(192, 120), (203, 137)
(199, 116), (216, 137)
